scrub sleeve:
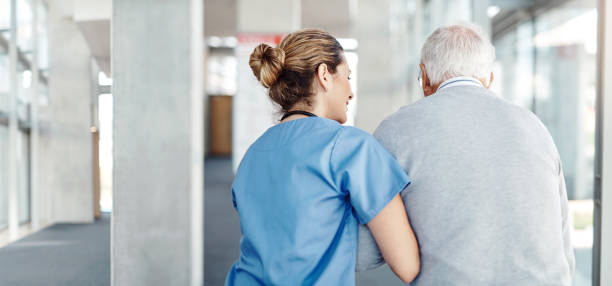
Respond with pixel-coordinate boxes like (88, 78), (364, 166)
(330, 127), (411, 224)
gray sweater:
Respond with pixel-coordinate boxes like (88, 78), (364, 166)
(357, 85), (575, 285)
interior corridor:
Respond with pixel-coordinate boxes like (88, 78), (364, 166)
(0, 215), (110, 286)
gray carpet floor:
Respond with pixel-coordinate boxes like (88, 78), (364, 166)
(0, 214), (110, 286)
(204, 157), (241, 284)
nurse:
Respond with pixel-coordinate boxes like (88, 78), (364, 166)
(226, 29), (420, 285)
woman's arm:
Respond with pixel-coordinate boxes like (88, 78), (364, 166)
(367, 194), (420, 283)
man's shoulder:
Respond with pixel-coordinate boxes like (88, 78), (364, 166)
(372, 102), (429, 153)
(374, 98), (433, 136)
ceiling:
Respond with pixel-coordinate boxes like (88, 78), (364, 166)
(204, 0), (353, 37)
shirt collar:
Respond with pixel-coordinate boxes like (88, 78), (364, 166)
(436, 76), (484, 92)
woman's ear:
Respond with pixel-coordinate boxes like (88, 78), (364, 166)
(317, 63), (331, 92)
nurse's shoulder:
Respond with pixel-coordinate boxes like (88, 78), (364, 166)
(332, 125), (386, 154)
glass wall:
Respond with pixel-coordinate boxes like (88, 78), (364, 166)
(491, 21), (534, 110)
(0, 127), (7, 230)
(0, 0), (10, 231)
(492, 0), (596, 285)
(0, 0), (47, 232)
(36, 0), (48, 106)
(0, 46), (7, 113)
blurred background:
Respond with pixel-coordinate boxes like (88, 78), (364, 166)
(0, 0), (610, 285)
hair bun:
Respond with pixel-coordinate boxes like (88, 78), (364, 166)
(249, 44), (285, 88)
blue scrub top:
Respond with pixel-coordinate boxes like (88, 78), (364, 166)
(225, 117), (410, 285)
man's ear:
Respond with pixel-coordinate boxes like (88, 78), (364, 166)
(420, 63), (435, 96)
(486, 72), (494, 89)
(317, 63), (331, 92)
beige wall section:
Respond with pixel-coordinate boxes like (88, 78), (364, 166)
(238, 0), (300, 33)
(205, 0), (236, 36)
(301, 0), (353, 38)
(38, 0), (94, 224)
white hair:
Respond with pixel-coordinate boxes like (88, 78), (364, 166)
(420, 22), (495, 85)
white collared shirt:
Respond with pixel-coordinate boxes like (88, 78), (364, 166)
(436, 76), (484, 92)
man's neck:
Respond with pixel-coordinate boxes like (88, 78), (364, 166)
(435, 76), (484, 93)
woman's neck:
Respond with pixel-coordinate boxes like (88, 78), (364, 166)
(281, 100), (326, 123)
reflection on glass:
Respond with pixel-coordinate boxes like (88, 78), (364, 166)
(493, 1), (596, 285)
(0, 0), (8, 231)
(16, 63), (30, 121)
(36, 2), (49, 72)
(17, 0), (33, 52)
(17, 131), (29, 224)
(492, 21), (534, 110)
(0, 51), (7, 112)
(37, 82), (47, 106)
(37, 2), (50, 105)
(534, 3), (596, 285)
(0, 0), (10, 31)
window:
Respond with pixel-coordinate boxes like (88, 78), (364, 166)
(493, 1), (597, 284)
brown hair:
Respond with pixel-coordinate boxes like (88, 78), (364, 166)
(249, 29), (344, 112)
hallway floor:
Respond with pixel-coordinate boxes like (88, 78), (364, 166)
(0, 214), (110, 286)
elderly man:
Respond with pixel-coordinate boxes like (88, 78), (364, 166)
(357, 23), (575, 285)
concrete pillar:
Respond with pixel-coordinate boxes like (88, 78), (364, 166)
(354, 0), (411, 133)
(233, 0), (300, 170)
(111, 0), (204, 285)
(596, 0), (612, 283)
(301, 0), (353, 38)
(38, 0), (94, 224)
